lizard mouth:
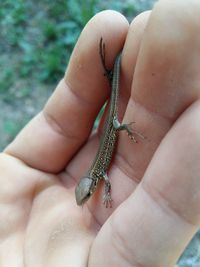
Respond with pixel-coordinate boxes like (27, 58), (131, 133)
(75, 190), (91, 206)
(75, 177), (94, 206)
(79, 192), (91, 205)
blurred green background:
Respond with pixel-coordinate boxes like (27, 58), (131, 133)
(0, 0), (155, 150)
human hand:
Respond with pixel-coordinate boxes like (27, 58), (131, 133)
(1, 1), (200, 266)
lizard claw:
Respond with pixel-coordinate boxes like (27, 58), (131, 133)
(103, 193), (113, 208)
(126, 122), (145, 143)
(125, 122), (138, 143)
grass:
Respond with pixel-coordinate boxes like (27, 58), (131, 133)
(0, 0), (139, 90)
(0, 0), (141, 149)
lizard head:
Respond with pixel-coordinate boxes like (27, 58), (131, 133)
(75, 177), (97, 206)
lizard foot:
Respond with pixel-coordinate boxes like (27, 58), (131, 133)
(103, 193), (113, 208)
(125, 122), (146, 143)
(113, 117), (145, 143)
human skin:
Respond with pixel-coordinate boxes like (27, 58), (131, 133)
(1, 0), (200, 266)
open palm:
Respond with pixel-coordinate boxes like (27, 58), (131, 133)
(2, 2), (200, 267)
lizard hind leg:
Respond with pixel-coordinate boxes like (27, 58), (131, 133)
(102, 173), (113, 208)
(113, 116), (145, 143)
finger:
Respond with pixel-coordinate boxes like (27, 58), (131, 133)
(117, 0), (200, 182)
(89, 100), (200, 267)
(5, 11), (129, 173)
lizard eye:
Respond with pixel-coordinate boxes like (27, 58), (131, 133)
(93, 179), (98, 189)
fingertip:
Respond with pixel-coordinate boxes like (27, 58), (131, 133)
(122, 10), (151, 91)
(65, 10), (129, 105)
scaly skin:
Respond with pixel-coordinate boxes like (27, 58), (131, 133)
(75, 39), (140, 207)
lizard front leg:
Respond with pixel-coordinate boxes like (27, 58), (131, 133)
(102, 173), (113, 208)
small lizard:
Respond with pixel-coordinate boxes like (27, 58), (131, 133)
(75, 38), (143, 208)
